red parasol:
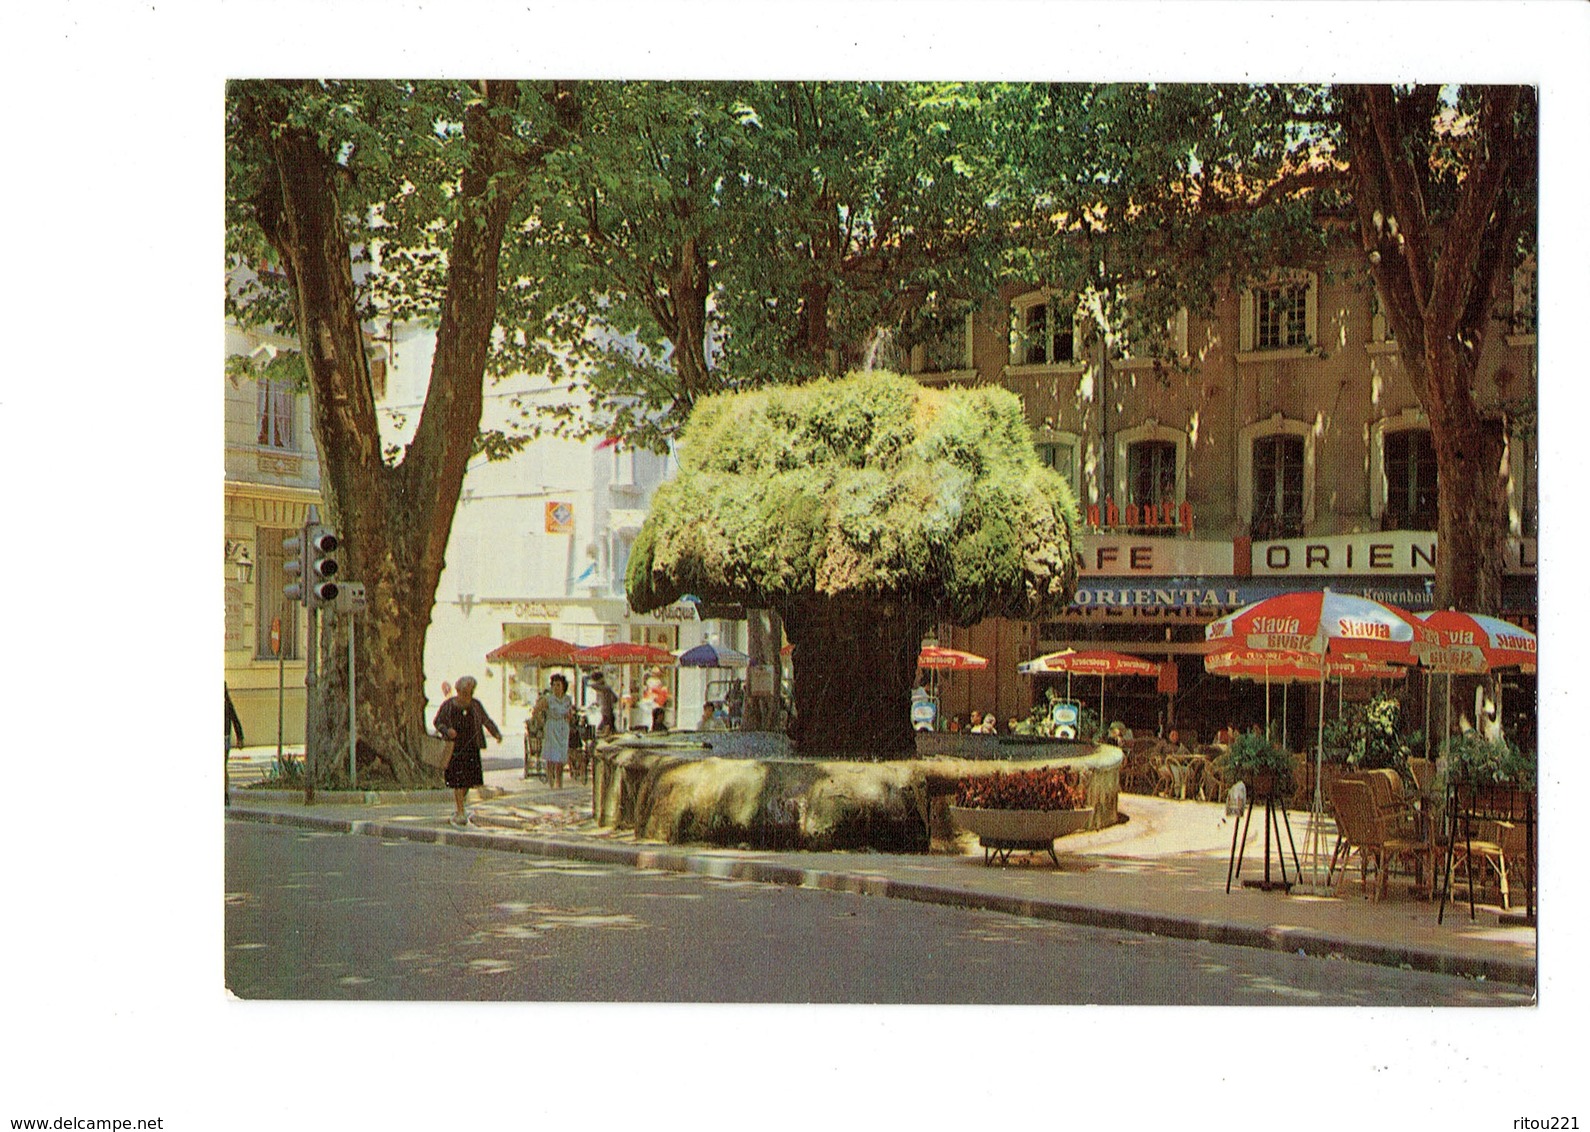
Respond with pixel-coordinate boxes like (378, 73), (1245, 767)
(1018, 649), (1162, 677)
(1415, 610), (1537, 675)
(1207, 589), (1420, 664)
(1206, 590), (1421, 889)
(1205, 642), (1406, 745)
(572, 642), (679, 667)
(1415, 609), (1538, 760)
(486, 635), (578, 664)
(1204, 644), (1408, 683)
(918, 645), (989, 671)
(1017, 649), (1164, 723)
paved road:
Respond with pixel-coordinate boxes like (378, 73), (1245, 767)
(225, 821), (1529, 1005)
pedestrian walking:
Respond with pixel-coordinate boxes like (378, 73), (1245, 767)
(433, 675), (502, 826)
(585, 670), (618, 735)
(530, 673), (575, 789)
(225, 684), (245, 806)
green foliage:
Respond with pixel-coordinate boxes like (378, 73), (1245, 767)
(224, 349), (308, 390)
(509, 80), (1017, 450)
(1336, 691), (1418, 773)
(1443, 732), (1535, 788)
(255, 754), (305, 788)
(1227, 731), (1295, 794)
(954, 767), (1087, 811)
(626, 372), (1080, 624)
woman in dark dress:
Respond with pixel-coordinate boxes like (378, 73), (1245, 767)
(433, 675), (502, 826)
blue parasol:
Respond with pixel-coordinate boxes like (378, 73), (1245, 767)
(676, 641), (752, 667)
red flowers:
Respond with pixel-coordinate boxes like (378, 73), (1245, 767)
(954, 767), (1087, 811)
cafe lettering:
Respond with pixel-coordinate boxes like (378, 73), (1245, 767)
(1086, 497), (1194, 534)
(1252, 533), (1436, 576)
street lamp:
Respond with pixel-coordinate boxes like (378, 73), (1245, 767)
(226, 539), (255, 584)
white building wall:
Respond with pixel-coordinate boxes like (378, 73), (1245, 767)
(374, 326), (731, 741)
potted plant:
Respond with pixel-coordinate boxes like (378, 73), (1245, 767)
(948, 766), (1095, 855)
(1442, 731), (1536, 791)
(1226, 730), (1294, 799)
(1338, 691), (1420, 775)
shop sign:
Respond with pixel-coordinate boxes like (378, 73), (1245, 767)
(513, 602), (562, 619)
(1077, 536), (1233, 577)
(1060, 575), (1535, 616)
(1251, 534), (1536, 576)
(545, 501), (574, 533)
(1251, 533), (1436, 576)
(1069, 582), (1242, 612)
(1085, 497), (1194, 534)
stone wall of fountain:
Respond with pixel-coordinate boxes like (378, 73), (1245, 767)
(591, 732), (1123, 852)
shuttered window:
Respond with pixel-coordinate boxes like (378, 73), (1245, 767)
(1384, 430), (1439, 531)
(1252, 434), (1305, 539)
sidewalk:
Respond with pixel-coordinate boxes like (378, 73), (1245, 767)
(225, 750), (1538, 990)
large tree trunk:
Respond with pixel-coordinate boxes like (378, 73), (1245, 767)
(1342, 84), (1526, 616)
(781, 598), (932, 758)
(244, 81), (556, 785)
(1426, 350), (1511, 614)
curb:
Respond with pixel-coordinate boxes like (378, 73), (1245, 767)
(227, 807), (1536, 990)
(235, 786), (514, 805)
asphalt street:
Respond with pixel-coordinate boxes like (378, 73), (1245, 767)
(225, 820), (1529, 1005)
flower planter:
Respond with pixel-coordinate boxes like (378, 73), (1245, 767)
(948, 805), (1094, 867)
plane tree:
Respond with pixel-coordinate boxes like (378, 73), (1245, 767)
(225, 79), (579, 783)
(625, 372), (1082, 756)
(1002, 82), (1536, 614)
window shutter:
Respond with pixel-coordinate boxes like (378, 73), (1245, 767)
(1238, 288), (1254, 352)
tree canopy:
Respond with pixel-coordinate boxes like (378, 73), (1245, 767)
(513, 80), (1012, 451)
(627, 371), (1080, 621)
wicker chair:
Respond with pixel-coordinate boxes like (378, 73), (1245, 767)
(1119, 747), (1158, 795)
(1447, 814), (1514, 910)
(1329, 778), (1435, 901)
(1362, 767), (1421, 839)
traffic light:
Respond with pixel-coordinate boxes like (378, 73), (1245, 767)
(305, 525), (340, 606)
(282, 529), (307, 606)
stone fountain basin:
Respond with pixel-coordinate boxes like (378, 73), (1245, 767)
(590, 734), (1122, 853)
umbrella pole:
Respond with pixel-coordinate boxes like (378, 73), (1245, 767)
(1100, 674), (1105, 726)
(1298, 643), (1330, 892)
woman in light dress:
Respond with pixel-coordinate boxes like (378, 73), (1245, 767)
(531, 673), (576, 788)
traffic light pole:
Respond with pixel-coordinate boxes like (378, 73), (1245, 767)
(348, 607), (357, 788)
(304, 602), (318, 804)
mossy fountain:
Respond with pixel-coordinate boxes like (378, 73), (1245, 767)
(592, 732), (1122, 851)
(612, 373), (1096, 851)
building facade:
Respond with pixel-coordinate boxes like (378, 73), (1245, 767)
(223, 323), (330, 745)
(373, 325), (741, 743)
(913, 250), (1537, 743)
